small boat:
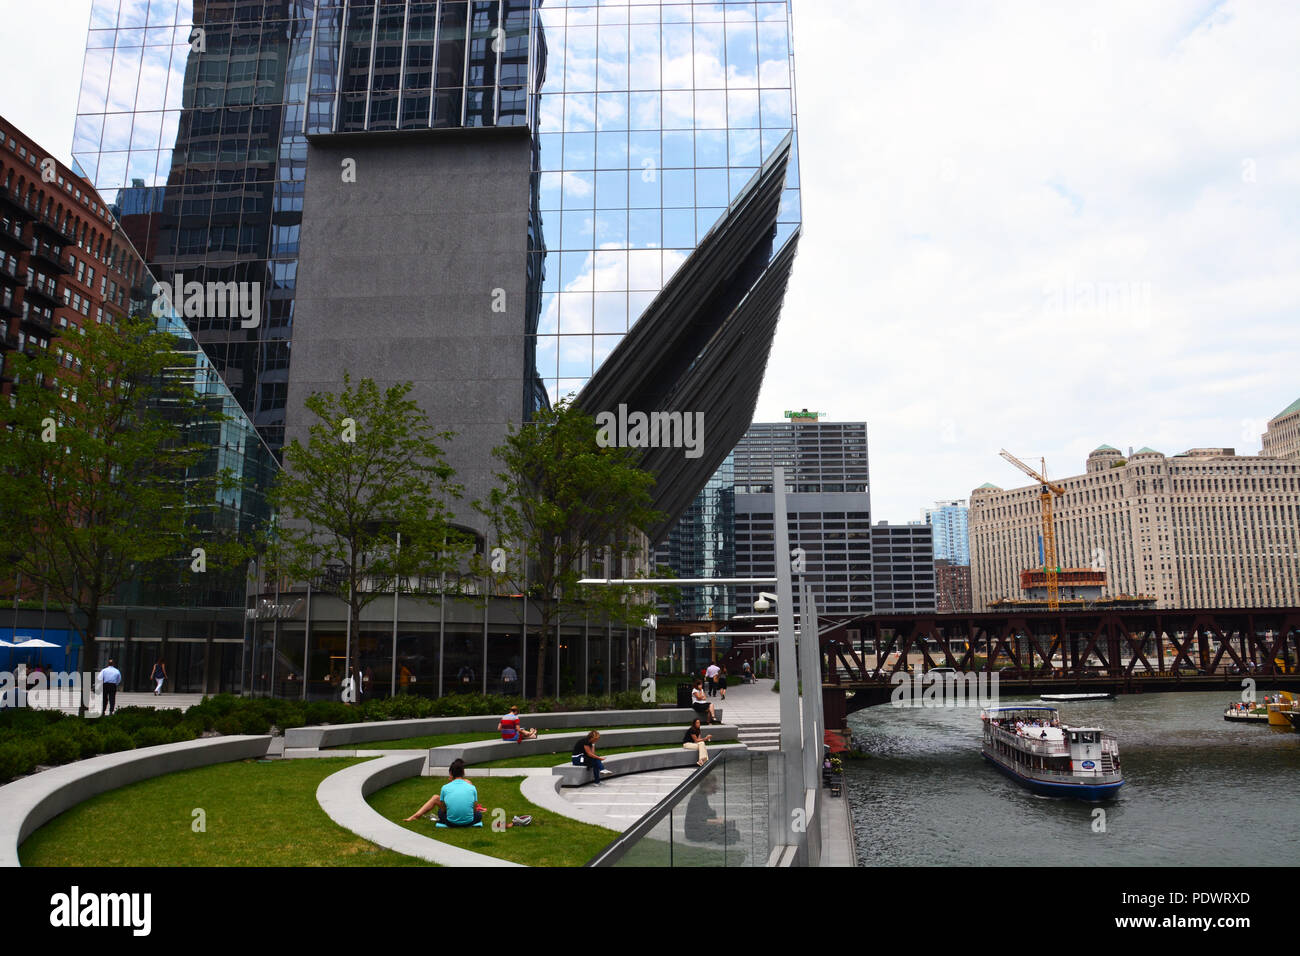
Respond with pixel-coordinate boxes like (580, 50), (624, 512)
(980, 705), (1123, 801)
(1223, 702), (1269, 723)
(1283, 711), (1300, 732)
(1040, 693), (1114, 702)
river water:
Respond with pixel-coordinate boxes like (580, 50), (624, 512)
(844, 691), (1300, 866)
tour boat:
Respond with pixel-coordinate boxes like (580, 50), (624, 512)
(980, 705), (1123, 801)
(1040, 693), (1114, 702)
(1223, 702), (1270, 723)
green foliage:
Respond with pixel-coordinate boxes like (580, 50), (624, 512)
(132, 726), (173, 748)
(0, 686), (656, 782)
(100, 731), (134, 754)
(267, 374), (469, 680)
(40, 733), (81, 764)
(0, 739), (46, 782)
(0, 312), (248, 658)
(213, 715), (244, 736)
(476, 399), (666, 697)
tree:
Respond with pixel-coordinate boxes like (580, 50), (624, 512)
(476, 399), (665, 698)
(267, 374), (468, 694)
(0, 312), (239, 690)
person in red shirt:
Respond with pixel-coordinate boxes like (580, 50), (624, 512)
(498, 704), (538, 742)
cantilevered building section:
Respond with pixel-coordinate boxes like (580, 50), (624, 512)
(970, 441), (1300, 611)
(577, 136), (799, 540)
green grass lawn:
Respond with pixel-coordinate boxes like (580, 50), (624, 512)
(366, 776), (617, 867)
(19, 758), (432, 867)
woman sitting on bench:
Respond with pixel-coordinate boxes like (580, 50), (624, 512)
(690, 679), (716, 724)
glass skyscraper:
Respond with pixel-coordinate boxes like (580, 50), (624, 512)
(654, 451), (735, 619)
(69, 0), (803, 699)
(72, 0), (801, 459)
(925, 498), (971, 566)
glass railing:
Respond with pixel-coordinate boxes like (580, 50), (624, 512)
(587, 750), (781, 867)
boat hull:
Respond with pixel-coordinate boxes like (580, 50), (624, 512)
(981, 749), (1123, 801)
(1224, 712), (1269, 723)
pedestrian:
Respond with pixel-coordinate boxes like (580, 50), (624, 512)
(742, 659), (752, 684)
(690, 678), (716, 724)
(501, 664), (518, 694)
(499, 704), (538, 741)
(150, 657), (167, 696)
(404, 758), (485, 827)
(717, 665), (728, 701)
(99, 658), (123, 715)
(705, 660), (720, 697)
(682, 718), (712, 767)
(571, 730), (613, 785)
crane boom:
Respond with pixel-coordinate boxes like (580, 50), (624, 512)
(998, 449), (1066, 610)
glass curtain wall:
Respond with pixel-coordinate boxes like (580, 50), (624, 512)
(531, 0), (800, 406)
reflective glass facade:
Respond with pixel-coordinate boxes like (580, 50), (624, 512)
(531, 0), (800, 406)
(654, 452), (735, 618)
(75, 0), (315, 453)
(75, 0), (800, 453)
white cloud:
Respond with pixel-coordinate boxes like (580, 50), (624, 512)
(765, 0), (1300, 527)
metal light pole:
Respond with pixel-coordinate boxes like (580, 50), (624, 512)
(391, 532), (400, 698)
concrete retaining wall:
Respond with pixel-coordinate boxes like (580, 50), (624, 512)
(551, 743), (745, 786)
(284, 707), (703, 750)
(427, 725), (739, 770)
(0, 735), (272, 867)
(315, 754), (519, 867)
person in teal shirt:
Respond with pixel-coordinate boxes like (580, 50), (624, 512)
(405, 759), (482, 827)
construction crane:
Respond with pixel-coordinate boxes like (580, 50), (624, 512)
(999, 449), (1067, 610)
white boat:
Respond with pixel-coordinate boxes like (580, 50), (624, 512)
(1039, 693), (1114, 702)
(980, 706), (1124, 801)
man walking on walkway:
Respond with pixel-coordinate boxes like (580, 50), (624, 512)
(705, 661), (721, 697)
(98, 658), (122, 715)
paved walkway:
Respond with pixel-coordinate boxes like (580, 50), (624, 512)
(554, 767), (693, 829)
(30, 691), (205, 715)
(704, 676), (781, 725)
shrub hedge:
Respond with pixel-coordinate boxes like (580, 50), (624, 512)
(0, 688), (654, 784)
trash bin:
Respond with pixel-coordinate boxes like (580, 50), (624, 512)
(677, 683), (694, 707)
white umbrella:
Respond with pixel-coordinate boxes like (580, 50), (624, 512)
(15, 639), (60, 648)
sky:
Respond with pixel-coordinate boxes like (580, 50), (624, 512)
(2, 0), (1296, 525)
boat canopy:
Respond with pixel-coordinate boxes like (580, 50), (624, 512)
(984, 705), (1058, 715)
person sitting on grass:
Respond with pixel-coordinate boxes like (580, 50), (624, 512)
(498, 704), (538, 742)
(405, 758), (485, 827)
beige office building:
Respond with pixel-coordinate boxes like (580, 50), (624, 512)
(970, 416), (1300, 610)
(1262, 398), (1300, 460)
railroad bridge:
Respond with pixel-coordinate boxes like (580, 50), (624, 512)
(816, 607), (1300, 727)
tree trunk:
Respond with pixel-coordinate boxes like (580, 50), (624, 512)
(534, 623), (548, 699)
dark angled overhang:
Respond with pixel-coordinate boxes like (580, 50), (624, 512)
(576, 132), (799, 543)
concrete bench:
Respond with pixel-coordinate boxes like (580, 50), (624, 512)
(285, 707), (705, 750)
(552, 743), (746, 787)
(427, 725), (738, 774)
(0, 735), (271, 867)
(315, 754), (517, 867)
